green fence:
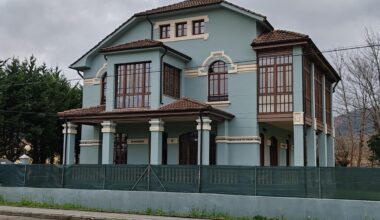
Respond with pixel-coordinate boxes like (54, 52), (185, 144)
(0, 165), (379, 201)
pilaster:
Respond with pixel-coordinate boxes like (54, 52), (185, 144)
(197, 117), (212, 165)
(101, 121), (116, 164)
(149, 119), (164, 165)
(62, 122), (77, 165)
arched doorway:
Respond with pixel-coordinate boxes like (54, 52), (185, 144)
(179, 132), (198, 165)
(260, 133), (265, 166)
(270, 136), (278, 166)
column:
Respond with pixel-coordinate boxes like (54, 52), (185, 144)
(307, 63), (317, 166)
(197, 116), (212, 165)
(319, 75), (328, 167)
(216, 121), (229, 165)
(293, 46), (304, 166)
(149, 118), (164, 165)
(101, 121), (116, 164)
(62, 122), (77, 165)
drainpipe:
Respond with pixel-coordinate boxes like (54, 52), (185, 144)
(198, 110), (203, 192)
(159, 47), (168, 104)
(146, 15), (154, 40)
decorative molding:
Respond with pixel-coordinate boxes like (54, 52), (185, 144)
(62, 123), (77, 135)
(167, 138), (178, 144)
(205, 101), (231, 107)
(149, 119), (165, 132)
(154, 15), (209, 43)
(216, 136), (260, 144)
(196, 117), (212, 131)
(95, 63), (108, 78)
(83, 78), (100, 86)
(101, 121), (116, 133)
(293, 112), (304, 125)
(80, 140), (101, 147)
(183, 68), (198, 77)
(236, 64), (257, 73)
(198, 51), (237, 76)
(127, 138), (148, 145)
(184, 64), (256, 77)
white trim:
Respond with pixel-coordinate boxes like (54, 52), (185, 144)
(154, 15), (209, 43)
(237, 64), (257, 73)
(184, 64), (256, 77)
(101, 121), (116, 133)
(79, 140), (101, 147)
(95, 63), (108, 78)
(205, 101), (231, 107)
(62, 123), (77, 135)
(198, 51), (237, 76)
(216, 136), (260, 144)
(149, 119), (165, 132)
(293, 112), (304, 125)
(83, 78), (100, 86)
(196, 117), (212, 131)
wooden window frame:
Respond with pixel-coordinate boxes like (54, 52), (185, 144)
(114, 133), (128, 164)
(163, 63), (181, 99)
(258, 52), (293, 114)
(192, 19), (204, 35)
(100, 73), (107, 105)
(176, 22), (187, 37)
(208, 60), (228, 102)
(325, 80), (332, 128)
(160, 24), (170, 39)
(115, 62), (151, 109)
(315, 69), (323, 124)
(304, 59), (312, 118)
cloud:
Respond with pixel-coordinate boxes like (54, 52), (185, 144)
(0, 0), (379, 80)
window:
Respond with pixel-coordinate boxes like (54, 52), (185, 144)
(114, 133), (128, 164)
(192, 20), (204, 35)
(115, 62), (151, 108)
(163, 64), (181, 98)
(160, 24), (170, 39)
(304, 59), (312, 118)
(176, 22), (187, 37)
(315, 69), (323, 123)
(325, 80), (332, 128)
(100, 73), (107, 105)
(208, 61), (228, 101)
(258, 53), (293, 113)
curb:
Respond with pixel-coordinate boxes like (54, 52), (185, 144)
(0, 210), (120, 220)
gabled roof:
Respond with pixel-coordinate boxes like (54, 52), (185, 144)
(100, 39), (192, 61)
(70, 0), (273, 70)
(251, 30), (308, 47)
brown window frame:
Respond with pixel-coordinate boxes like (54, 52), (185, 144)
(192, 19), (204, 35)
(115, 62), (151, 109)
(163, 63), (181, 99)
(100, 73), (107, 105)
(315, 69), (323, 124)
(325, 80), (332, 128)
(208, 60), (228, 102)
(176, 22), (187, 37)
(258, 53), (293, 114)
(304, 59), (312, 118)
(160, 24), (170, 39)
(114, 133), (128, 164)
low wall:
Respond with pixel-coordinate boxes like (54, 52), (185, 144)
(0, 187), (378, 220)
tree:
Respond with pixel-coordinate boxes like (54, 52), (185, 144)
(368, 133), (380, 166)
(0, 56), (82, 163)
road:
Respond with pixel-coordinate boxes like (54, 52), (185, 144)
(0, 215), (53, 220)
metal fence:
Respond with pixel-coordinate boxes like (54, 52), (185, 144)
(0, 165), (379, 201)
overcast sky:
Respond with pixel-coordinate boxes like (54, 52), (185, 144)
(0, 0), (379, 81)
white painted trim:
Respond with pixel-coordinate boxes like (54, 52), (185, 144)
(216, 136), (260, 144)
(101, 121), (116, 133)
(205, 101), (231, 107)
(196, 117), (212, 131)
(95, 63), (108, 78)
(237, 64), (257, 73)
(160, 33), (209, 43)
(79, 140), (101, 147)
(62, 123), (77, 135)
(149, 119), (165, 132)
(293, 112), (304, 125)
(83, 78), (100, 86)
(198, 51), (237, 76)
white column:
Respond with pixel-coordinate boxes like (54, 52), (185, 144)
(196, 117), (212, 165)
(62, 122), (77, 165)
(149, 119), (164, 165)
(101, 121), (116, 164)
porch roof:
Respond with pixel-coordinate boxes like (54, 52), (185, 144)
(58, 98), (234, 124)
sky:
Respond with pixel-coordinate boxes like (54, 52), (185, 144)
(0, 0), (379, 81)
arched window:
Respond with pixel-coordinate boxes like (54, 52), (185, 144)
(101, 73), (107, 105)
(208, 61), (228, 101)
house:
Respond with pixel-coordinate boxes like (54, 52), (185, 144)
(58, 0), (339, 167)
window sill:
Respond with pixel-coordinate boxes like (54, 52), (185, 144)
(206, 100), (230, 107)
(159, 33), (209, 43)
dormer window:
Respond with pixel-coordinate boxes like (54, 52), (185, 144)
(193, 19), (204, 35)
(101, 73), (107, 105)
(176, 22), (187, 37)
(160, 24), (170, 39)
(208, 61), (228, 101)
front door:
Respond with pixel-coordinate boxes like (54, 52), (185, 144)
(179, 131), (198, 165)
(270, 136), (278, 166)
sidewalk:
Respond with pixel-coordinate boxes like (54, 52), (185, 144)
(0, 206), (203, 220)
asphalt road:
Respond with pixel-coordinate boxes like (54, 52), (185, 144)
(0, 215), (53, 220)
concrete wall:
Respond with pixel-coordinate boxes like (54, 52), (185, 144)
(1, 187), (378, 220)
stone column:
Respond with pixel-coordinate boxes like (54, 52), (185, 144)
(293, 46), (304, 166)
(197, 116), (212, 165)
(101, 121), (116, 164)
(307, 63), (317, 167)
(62, 122), (77, 165)
(149, 119), (164, 165)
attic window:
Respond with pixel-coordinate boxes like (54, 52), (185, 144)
(160, 24), (170, 39)
(176, 22), (187, 37)
(193, 20), (204, 35)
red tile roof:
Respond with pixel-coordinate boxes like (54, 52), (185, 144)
(58, 105), (105, 117)
(252, 30), (309, 46)
(100, 39), (163, 53)
(159, 97), (210, 110)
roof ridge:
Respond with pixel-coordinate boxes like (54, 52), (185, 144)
(274, 29), (309, 38)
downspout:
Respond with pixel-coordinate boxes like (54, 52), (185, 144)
(198, 110), (203, 193)
(160, 47), (168, 104)
(146, 15), (154, 40)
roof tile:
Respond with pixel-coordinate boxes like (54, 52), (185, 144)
(58, 105), (105, 117)
(252, 30), (309, 46)
(100, 39), (163, 53)
(159, 98), (210, 110)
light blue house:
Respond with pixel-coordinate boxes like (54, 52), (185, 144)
(59, 0), (340, 167)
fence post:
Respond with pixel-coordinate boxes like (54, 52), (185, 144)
(23, 165), (27, 187)
(318, 167), (321, 198)
(254, 167), (257, 196)
(61, 166), (65, 188)
(102, 165), (106, 190)
(147, 165), (150, 191)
